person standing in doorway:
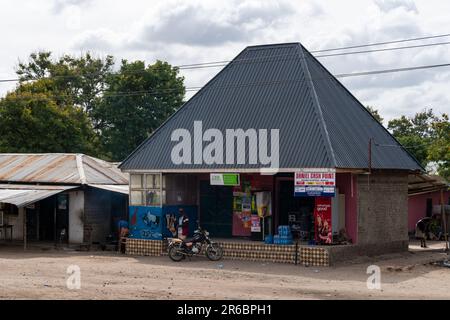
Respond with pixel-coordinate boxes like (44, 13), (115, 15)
(178, 208), (189, 241)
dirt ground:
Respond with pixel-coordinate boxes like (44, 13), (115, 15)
(0, 242), (449, 300)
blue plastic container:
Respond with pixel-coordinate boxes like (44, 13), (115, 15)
(278, 225), (293, 238)
(264, 235), (274, 244)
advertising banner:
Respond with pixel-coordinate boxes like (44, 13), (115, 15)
(210, 173), (240, 186)
(294, 169), (336, 197)
(162, 206), (198, 238)
(314, 197), (332, 244)
(251, 215), (262, 233)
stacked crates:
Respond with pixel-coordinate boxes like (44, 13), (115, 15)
(273, 226), (293, 245)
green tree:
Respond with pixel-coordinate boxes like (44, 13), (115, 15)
(13, 52), (186, 160)
(0, 81), (99, 154)
(428, 114), (450, 180)
(366, 106), (384, 124)
(16, 51), (114, 128)
(388, 110), (436, 168)
(388, 109), (450, 178)
(94, 60), (185, 161)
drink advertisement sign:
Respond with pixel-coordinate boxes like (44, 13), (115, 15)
(314, 197), (332, 245)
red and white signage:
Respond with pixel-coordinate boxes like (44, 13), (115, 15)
(295, 168), (336, 187)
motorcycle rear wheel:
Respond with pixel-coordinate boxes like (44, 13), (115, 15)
(168, 244), (185, 262)
(206, 243), (224, 261)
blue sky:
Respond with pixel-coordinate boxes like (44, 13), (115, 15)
(1, 0), (449, 121)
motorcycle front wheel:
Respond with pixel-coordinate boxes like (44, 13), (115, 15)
(206, 243), (224, 261)
(168, 244), (185, 262)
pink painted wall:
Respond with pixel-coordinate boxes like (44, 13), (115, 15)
(408, 191), (450, 232)
(336, 173), (358, 244)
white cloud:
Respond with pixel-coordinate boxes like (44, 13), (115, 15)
(0, 0), (450, 120)
(52, 0), (92, 13)
(374, 0), (418, 13)
(73, 0), (299, 49)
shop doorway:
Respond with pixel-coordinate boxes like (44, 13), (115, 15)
(55, 194), (69, 243)
(37, 195), (69, 243)
(277, 179), (315, 240)
(26, 205), (39, 241)
(200, 181), (233, 238)
(39, 197), (55, 241)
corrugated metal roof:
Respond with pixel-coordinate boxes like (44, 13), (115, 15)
(408, 174), (449, 195)
(0, 154), (129, 185)
(88, 184), (129, 194)
(119, 43), (423, 172)
(0, 185), (77, 207)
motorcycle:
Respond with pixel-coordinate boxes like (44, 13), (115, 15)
(167, 227), (224, 262)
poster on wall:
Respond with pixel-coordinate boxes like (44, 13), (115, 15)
(251, 215), (261, 232)
(255, 192), (272, 218)
(162, 206), (198, 239)
(232, 180), (252, 237)
(314, 197), (332, 244)
(294, 168), (336, 197)
(129, 206), (163, 240)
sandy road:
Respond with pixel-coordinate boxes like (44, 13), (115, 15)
(0, 246), (449, 300)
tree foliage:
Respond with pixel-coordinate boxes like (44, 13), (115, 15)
(388, 109), (450, 180)
(0, 51), (185, 161)
(0, 81), (99, 154)
(16, 51), (114, 125)
(94, 60), (185, 161)
(366, 106), (384, 124)
(428, 114), (450, 179)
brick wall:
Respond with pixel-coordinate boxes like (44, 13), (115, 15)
(357, 172), (409, 248)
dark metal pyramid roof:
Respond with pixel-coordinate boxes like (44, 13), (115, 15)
(119, 43), (423, 172)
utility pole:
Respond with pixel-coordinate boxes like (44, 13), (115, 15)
(368, 138), (373, 175)
(366, 138), (373, 240)
(441, 189), (449, 252)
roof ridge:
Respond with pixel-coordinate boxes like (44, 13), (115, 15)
(297, 45), (337, 168)
(245, 42), (300, 49)
(76, 154), (87, 185)
(83, 155), (126, 184)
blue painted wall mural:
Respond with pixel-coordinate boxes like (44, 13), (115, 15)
(128, 205), (198, 240)
(162, 206), (198, 238)
(129, 206), (163, 240)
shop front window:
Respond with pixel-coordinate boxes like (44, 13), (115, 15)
(130, 190), (144, 206)
(130, 173), (164, 207)
(131, 174), (143, 189)
(146, 190), (161, 206)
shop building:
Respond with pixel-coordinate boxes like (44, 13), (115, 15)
(0, 154), (129, 248)
(119, 43), (423, 266)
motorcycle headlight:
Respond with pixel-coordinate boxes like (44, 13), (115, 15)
(205, 231), (210, 236)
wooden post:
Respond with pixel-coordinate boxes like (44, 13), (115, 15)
(441, 189), (449, 251)
(23, 208), (27, 251)
(54, 198), (57, 249)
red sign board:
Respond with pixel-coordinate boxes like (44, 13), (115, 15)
(314, 197), (332, 244)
